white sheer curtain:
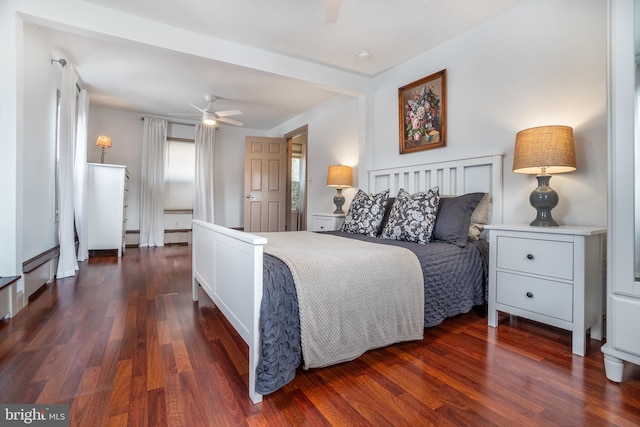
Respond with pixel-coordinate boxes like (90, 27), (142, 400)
(74, 89), (89, 262)
(56, 64), (79, 278)
(139, 117), (167, 247)
(193, 124), (216, 222)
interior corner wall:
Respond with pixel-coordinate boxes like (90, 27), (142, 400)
(268, 95), (360, 223)
(370, 0), (607, 227)
(212, 125), (269, 228)
(88, 107), (268, 230)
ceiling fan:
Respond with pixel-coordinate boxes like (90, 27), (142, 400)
(325, 0), (343, 24)
(170, 94), (244, 127)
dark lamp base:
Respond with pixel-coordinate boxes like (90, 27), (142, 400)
(529, 174), (559, 227)
(333, 188), (345, 214)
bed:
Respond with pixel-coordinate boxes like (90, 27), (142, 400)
(192, 154), (504, 403)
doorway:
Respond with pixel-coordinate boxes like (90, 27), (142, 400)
(285, 126), (308, 231)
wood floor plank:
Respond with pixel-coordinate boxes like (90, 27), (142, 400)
(76, 366), (102, 397)
(147, 386), (167, 427)
(0, 246), (638, 427)
(162, 372), (188, 427)
(57, 334), (99, 401)
(191, 365), (247, 426)
(107, 412), (128, 427)
(176, 370), (210, 426)
(146, 299), (164, 391)
(128, 375), (148, 427)
(302, 382), (371, 427)
(107, 359), (133, 417)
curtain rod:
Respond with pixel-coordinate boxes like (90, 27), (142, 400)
(140, 115), (198, 127)
(51, 58), (83, 92)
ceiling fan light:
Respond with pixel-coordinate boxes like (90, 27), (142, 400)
(202, 112), (217, 125)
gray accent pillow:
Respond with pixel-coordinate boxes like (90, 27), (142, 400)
(432, 192), (485, 247)
(340, 189), (390, 237)
(381, 187), (440, 244)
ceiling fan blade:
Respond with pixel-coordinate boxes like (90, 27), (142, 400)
(188, 103), (207, 113)
(325, 0), (342, 24)
(215, 109), (242, 117)
(217, 117), (244, 127)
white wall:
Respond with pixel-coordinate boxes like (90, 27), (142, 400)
(22, 23), (59, 261)
(269, 95), (360, 223)
(370, 0), (607, 227)
(87, 107), (143, 229)
(0, 2), (22, 278)
(87, 107), (268, 230)
(212, 125), (269, 227)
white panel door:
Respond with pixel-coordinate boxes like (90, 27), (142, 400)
(244, 137), (286, 232)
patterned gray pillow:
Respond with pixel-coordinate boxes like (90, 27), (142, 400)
(340, 189), (390, 237)
(381, 187), (440, 244)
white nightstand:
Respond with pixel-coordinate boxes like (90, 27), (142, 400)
(485, 224), (606, 356)
(311, 213), (345, 232)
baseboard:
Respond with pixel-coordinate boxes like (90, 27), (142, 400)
(125, 229), (192, 247)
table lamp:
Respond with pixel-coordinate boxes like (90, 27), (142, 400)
(326, 165), (352, 214)
(96, 135), (112, 164)
(512, 125), (576, 227)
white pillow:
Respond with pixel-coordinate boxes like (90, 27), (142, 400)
(469, 193), (490, 240)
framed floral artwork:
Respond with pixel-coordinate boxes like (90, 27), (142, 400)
(398, 69), (446, 154)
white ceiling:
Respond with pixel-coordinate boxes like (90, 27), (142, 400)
(31, 0), (525, 130)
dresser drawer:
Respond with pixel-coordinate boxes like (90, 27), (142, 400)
(496, 271), (573, 322)
(496, 236), (573, 280)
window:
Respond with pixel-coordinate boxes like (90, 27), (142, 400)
(291, 157), (301, 210)
(164, 139), (195, 210)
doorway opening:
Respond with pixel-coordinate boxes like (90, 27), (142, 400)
(286, 125), (308, 231)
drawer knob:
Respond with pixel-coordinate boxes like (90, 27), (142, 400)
(526, 291), (534, 298)
(526, 254), (534, 260)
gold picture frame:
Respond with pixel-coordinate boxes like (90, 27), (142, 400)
(398, 69), (447, 154)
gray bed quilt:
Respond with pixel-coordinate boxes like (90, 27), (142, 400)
(254, 232), (489, 395)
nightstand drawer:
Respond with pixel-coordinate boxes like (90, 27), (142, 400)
(496, 271), (573, 322)
(314, 217), (337, 231)
(496, 236), (573, 280)
(312, 214), (345, 232)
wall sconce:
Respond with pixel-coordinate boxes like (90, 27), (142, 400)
(326, 165), (353, 214)
(96, 135), (112, 164)
(512, 125), (576, 226)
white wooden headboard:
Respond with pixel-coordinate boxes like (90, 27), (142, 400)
(368, 154), (504, 224)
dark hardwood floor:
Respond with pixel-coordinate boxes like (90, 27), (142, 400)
(1, 246), (639, 426)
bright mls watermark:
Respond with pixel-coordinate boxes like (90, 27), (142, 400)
(0, 405), (69, 426)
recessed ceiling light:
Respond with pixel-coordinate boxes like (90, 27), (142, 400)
(357, 50), (371, 60)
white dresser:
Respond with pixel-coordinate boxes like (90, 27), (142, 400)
(311, 213), (345, 231)
(87, 163), (129, 257)
(485, 224), (606, 356)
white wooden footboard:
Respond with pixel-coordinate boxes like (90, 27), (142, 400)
(191, 219), (267, 404)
